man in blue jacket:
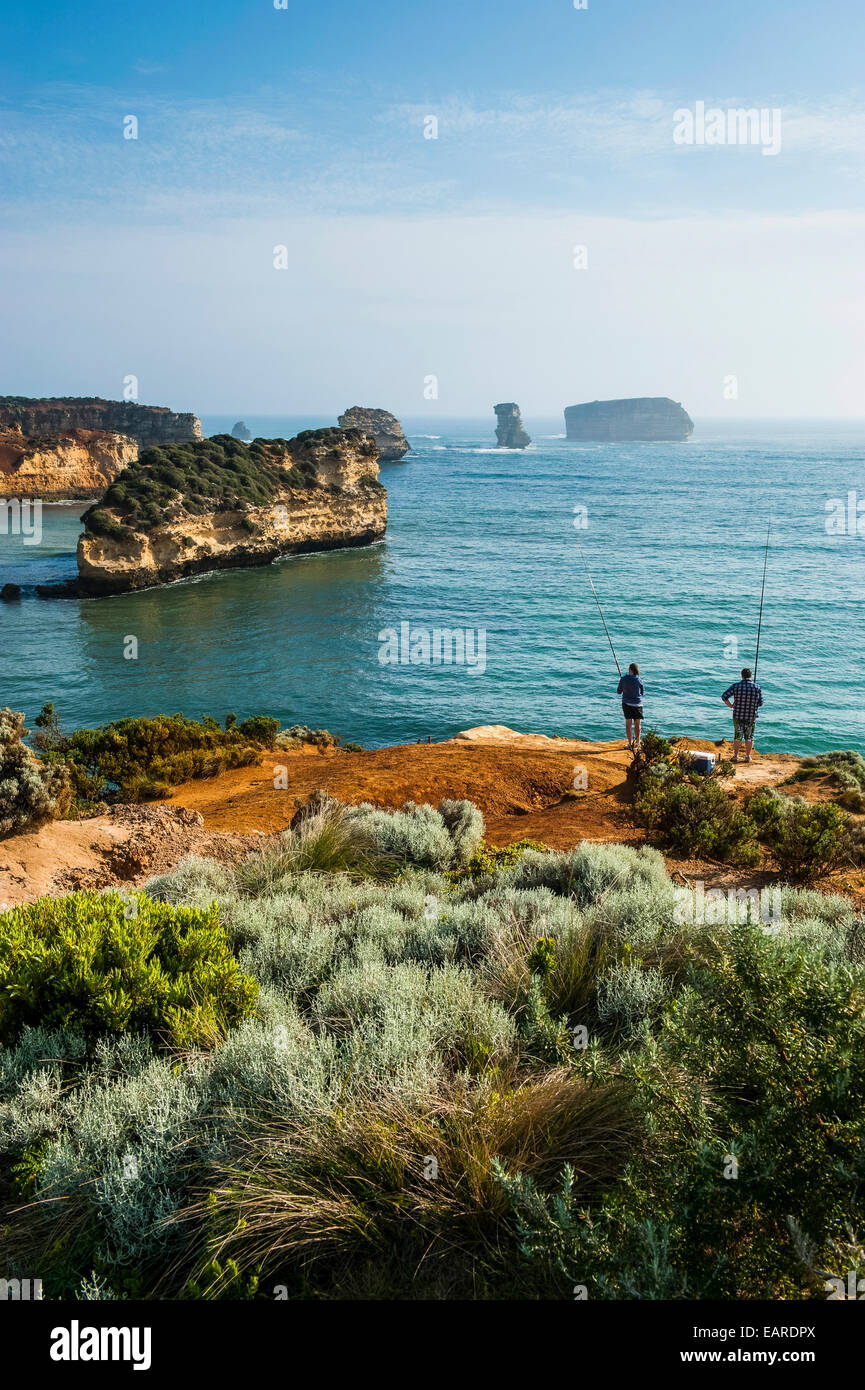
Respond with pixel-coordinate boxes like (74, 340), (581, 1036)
(722, 667), (764, 763)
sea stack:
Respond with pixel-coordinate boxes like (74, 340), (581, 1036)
(338, 407), (410, 461)
(564, 397), (693, 442)
(494, 403), (531, 449)
(231, 421), (252, 441)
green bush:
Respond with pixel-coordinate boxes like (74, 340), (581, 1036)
(32, 706), (283, 810)
(447, 838), (549, 883)
(237, 715), (280, 750)
(496, 922), (865, 1298)
(0, 708), (70, 837)
(81, 430), (378, 538)
(749, 790), (847, 881)
(633, 770), (759, 863)
(0, 891), (257, 1049)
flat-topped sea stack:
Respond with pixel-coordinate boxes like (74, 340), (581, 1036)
(565, 397), (694, 442)
(338, 407), (409, 461)
(0, 426), (138, 500)
(76, 429), (386, 597)
(0, 397), (201, 451)
(494, 402), (531, 449)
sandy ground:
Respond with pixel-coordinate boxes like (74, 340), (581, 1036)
(0, 726), (820, 909)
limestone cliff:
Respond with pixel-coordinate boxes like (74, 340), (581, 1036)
(76, 429), (386, 596)
(338, 407), (410, 461)
(564, 397), (694, 442)
(0, 397), (202, 450)
(0, 427), (138, 499)
(494, 402), (531, 449)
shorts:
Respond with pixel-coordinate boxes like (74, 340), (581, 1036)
(733, 718), (756, 742)
(622, 703), (644, 720)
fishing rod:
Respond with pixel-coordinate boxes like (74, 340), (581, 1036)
(753, 521), (771, 680)
(576, 539), (622, 676)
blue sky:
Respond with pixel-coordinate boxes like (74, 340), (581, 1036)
(1, 0), (864, 415)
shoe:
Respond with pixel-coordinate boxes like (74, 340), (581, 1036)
(732, 756), (739, 763)
(744, 756), (753, 763)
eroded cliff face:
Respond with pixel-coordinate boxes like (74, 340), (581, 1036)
(0, 397), (202, 450)
(338, 407), (410, 461)
(76, 430), (387, 596)
(564, 397), (694, 442)
(0, 427), (138, 499)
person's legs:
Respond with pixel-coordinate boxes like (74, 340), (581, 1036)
(634, 716), (642, 747)
(625, 716), (633, 747)
(744, 723), (755, 762)
(732, 718), (742, 762)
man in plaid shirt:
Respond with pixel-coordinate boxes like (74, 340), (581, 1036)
(722, 667), (763, 764)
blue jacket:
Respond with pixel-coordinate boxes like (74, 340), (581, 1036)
(617, 674), (644, 706)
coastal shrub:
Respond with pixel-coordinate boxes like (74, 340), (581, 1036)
(447, 838), (549, 883)
(0, 708), (70, 837)
(0, 891), (258, 1049)
(5, 793), (865, 1300)
(508, 842), (670, 905)
(749, 790), (847, 881)
(81, 431), (376, 538)
(633, 769), (759, 864)
(596, 963), (669, 1042)
(496, 922), (865, 1299)
(32, 707), (281, 808)
(788, 750), (865, 812)
(346, 798), (484, 871)
(237, 715), (280, 750)
(234, 800), (399, 890)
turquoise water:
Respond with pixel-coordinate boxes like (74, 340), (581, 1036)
(1, 416), (863, 754)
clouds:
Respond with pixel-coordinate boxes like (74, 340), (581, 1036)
(2, 83), (864, 229)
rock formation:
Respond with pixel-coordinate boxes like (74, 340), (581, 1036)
(338, 407), (410, 461)
(564, 397), (693, 442)
(0, 397), (202, 450)
(494, 402), (531, 449)
(0, 426), (138, 500)
(76, 429), (387, 597)
(231, 421), (252, 441)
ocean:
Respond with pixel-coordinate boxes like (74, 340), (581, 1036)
(1, 416), (863, 755)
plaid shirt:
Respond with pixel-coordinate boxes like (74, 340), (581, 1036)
(722, 679), (763, 723)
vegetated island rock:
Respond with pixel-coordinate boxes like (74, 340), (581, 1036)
(564, 397), (694, 442)
(0, 396), (202, 451)
(338, 407), (410, 461)
(494, 402), (531, 449)
(231, 421), (252, 441)
(0, 425), (138, 500)
(75, 428), (387, 597)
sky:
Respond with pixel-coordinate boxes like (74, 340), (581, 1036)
(1, 0), (864, 417)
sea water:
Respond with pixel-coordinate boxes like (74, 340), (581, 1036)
(1, 416), (863, 754)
